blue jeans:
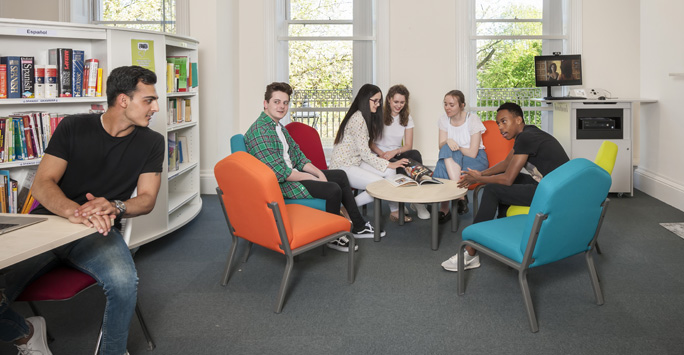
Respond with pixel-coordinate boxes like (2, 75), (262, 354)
(0, 228), (137, 355)
(433, 145), (489, 180)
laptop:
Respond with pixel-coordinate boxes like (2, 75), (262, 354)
(0, 215), (48, 235)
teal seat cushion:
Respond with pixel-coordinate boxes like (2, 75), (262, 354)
(284, 198), (326, 211)
(463, 215), (528, 264)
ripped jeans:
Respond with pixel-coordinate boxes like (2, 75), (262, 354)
(0, 228), (137, 355)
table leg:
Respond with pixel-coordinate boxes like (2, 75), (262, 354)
(374, 198), (382, 242)
(451, 199), (459, 232)
(398, 202), (405, 226)
(431, 202), (439, 250)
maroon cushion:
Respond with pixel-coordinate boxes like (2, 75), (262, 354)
(16, 266), (96, 301)
(286, 122), (328, 171)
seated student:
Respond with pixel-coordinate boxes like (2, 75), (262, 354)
(0, 66), (165, 355)
(245, 82), (379, 253)
(441, 102), (569, 272)
(432, 90), (488, 221)
(371, 84), (429, 219)
(329, 83), (410, 224)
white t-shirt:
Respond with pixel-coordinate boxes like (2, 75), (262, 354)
(437, 112), (486, 149)
(276, 124), (294, 169)
(375, 114), (415, 152)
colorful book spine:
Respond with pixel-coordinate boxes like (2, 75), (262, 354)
(1, 57), (22, 99)
(0, 64), (6, 99)
(45, 65), (58, 99)
(72, 50), (84, 97)
(48, 48), (73, 97)
(20, 57), (34, 98)
(34, 65), (45, 99)
(96, 68), (102, 97)
(84, 59), (99, 97)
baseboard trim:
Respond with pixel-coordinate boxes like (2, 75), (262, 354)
(634, 168), (684, 212)
(200, 170), (218, 194)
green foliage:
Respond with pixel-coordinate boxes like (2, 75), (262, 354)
(100, 0), (175, 33)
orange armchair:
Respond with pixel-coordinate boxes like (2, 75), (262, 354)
(215, 151), (357, 313)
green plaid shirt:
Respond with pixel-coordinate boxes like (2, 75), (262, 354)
(244, 112), (313, 199)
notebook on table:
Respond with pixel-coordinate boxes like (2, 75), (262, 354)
(0, 215), (48, 235)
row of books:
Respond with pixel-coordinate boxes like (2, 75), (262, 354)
(0, 168), (36, 214)
(166, 56), (198, 93)
(167, 98), (192, 125)
(168, 132), (189, 172)
(0, 111), (66, 163)
(0, 50), (102, 99)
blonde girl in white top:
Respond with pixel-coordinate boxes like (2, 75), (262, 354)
(330, 83), (411, 224)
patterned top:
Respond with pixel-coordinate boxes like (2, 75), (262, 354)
(330, 110), (389, 172)
(244, 112), (313, 199)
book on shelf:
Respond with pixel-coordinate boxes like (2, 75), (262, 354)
(48, 48), (73, 97)
(190, 62), (198, 91)
(0, 64), (6, 99)
(20, 57), (34, 98)
(95, 68), (102, 97)
(1, 56), (21, 98)
(72, 50), (84, 97)
(84, 59), (99, 97)
(168, 132), (178, 171)
(385, 159), (442, 187)
(14, 168), (36, 213)
(34, 65), (45, 99)
(178, 135), (188, 164)
(166, 56), (188, 92)
(45, 65), (58, 98)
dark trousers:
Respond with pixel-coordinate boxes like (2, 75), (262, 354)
(390, 149), (422, 174)
(299, 169), (365, 232)
(474, 174), (538, 224)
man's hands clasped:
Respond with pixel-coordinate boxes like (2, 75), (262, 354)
(73, 193), (118, 236)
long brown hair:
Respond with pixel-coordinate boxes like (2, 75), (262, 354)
(383, 84), (410, 127)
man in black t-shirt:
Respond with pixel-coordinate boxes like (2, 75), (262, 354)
(441, 102), (569, 272)
(1, 66), (164, 355)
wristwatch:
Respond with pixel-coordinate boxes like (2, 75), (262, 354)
(113, 200), (127, 216)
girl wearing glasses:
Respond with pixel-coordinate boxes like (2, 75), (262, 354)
(370, 84), (430, 220)
(330, 83), (411, 225)
(433, 90), (488, 222)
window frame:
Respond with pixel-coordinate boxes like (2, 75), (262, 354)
(90, 0), (181, 34)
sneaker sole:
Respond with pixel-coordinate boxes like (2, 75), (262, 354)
(441, 261), (481, 272)
(326, 243), (359, 252)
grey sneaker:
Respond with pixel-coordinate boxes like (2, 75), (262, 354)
(15, 316), (52, 355)
(441, 250), (481, 272)
(326, 236), (359, 252)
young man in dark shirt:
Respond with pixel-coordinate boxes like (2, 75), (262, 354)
(441, 102), (569, 272)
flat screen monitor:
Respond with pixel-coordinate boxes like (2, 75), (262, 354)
(534, 54), (582, 99)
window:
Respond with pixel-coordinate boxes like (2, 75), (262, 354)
(277, 0), (375, 147)
(471, 0), (576, 126)
(92, 0), (176, 33)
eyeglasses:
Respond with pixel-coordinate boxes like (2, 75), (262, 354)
(369, 99), (381, 105)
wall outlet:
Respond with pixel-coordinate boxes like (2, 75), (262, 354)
(588, 88), (601, 98)
(572, 89), (587, 97)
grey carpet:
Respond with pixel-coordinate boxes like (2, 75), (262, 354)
(3, 190), (684, 354)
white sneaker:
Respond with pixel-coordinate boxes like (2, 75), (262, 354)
(15, 316), (53, 355)
(411, 204), (430, 220)
(353, 222), (386, 239)
(326, 236), (359, 252)
(441, 250), (480, 272)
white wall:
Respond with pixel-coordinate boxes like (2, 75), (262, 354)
(0, 0), (60, 21)
(636, 0), (684, 211)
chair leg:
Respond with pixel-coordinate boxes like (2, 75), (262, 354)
(585, 251), (605, 305)
(595, 241), (603, 255)
(135, 302), (156, 351)
(518, 269), (539, 333)
(348, 235), (356, 283)
(221, 236), (240, 286)
(457, 244), (466, 295)
(274, 255), (295, 313)
(242, 241), (253, 263)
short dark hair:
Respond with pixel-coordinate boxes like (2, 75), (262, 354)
(497, 102), (524, 119)
(264, 82), (293, 101)
(106, 66), (157, 107)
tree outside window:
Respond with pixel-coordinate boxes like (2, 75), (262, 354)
(93, 0), (176, 33)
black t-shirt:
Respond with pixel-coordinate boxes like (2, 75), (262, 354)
(513, 125), (569, 182)
(32, 113), (165, 215)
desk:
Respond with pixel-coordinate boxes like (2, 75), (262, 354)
(0, 214), (94, 269)
(366, 178), (467, 250)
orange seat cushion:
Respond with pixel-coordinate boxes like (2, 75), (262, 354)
(285, 204), (351, 250)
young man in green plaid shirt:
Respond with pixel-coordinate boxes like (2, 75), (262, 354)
(245, 82), (383, 252)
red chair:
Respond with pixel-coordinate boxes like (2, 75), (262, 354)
(286, 121), (328, 170)
(471, 120), (516, 221)
(215, 151), (356, 313)
(16, 210), (155, 353)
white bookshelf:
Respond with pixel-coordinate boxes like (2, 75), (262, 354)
(0, 18), (202, 248)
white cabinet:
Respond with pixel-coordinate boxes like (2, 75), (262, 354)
(0, 18), (201, 247)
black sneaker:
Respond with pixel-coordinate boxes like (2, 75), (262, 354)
(353, 222), (386, 239)
(326, 236), (359, 252)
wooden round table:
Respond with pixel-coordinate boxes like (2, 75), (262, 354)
(365, 178), (467, 250)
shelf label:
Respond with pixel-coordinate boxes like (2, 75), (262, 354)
(21, 98), (59, 103)
(18, 28), (57, 36)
